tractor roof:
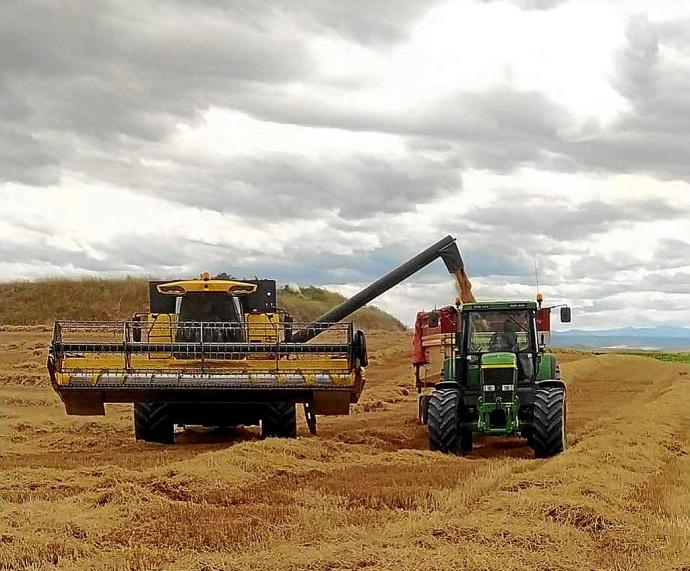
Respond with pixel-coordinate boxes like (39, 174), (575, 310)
(157, 279), (258, 296)
(461, 301), (537, 311)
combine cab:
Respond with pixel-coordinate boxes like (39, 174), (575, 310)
(414, 299), (572, 457)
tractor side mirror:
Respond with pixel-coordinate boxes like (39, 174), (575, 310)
(428, 310), (439, 328)
(560, 306), (571, 323)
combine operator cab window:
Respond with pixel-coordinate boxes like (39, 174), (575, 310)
(467, 310), (532, 353)
(178, 293), (243, 323)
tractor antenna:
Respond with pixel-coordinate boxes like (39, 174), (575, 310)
(534, 258), (543, 308)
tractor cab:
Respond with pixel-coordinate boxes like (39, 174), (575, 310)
(461, 302), (539, 386)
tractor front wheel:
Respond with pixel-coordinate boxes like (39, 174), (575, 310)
(262, 402), (297, 438)
(134, 402), (174, 444)
(427, 389), (472, 454)
(530, 388), (566, 458)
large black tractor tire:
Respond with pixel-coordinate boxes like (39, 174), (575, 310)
(134, 402), (174, 444)
(262, 402), (297, 438)
(427, 389), (472, 455)
(531, 388), (566, 458)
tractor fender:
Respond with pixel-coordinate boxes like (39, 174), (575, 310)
(535, 379), (567, 392)
(434, 380), (461, 391)
(537, 353), (560, 381)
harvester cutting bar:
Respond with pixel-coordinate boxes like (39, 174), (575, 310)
(48, 321), (359, 394)
(52, 342), (350, 355)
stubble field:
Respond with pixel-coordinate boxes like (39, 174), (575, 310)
(1, 327), (689, 570)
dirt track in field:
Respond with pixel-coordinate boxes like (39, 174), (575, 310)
(1, 328), (689, 570)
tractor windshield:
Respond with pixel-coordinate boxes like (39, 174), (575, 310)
(466, 310), (532, 353)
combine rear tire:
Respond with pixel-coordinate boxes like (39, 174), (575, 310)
(262, 403), (297, 438)
(427, 389), (472, 454)
(530, 388), (566, 458)
(134, 402), (174, 444)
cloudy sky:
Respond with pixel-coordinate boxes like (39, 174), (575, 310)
(2, 0), (690, 329)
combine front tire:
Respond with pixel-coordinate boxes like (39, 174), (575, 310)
(427, 389), (472, 454)
(530, 388), (566, 458)
(262, 403), (297, 438)
(134, 402), (174, 444)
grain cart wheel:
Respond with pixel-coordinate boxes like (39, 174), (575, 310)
(262, 402), (297, 438)
(460, 426), (473, 454)
(418, 395), (431, 424)
(531, 388), (566, 458)
(352, 330), (368, 367)
(134, 402), (174, 444)
(428, 389), (471, 454)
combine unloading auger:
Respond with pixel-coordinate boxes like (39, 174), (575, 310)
(293, 234), (473, 343)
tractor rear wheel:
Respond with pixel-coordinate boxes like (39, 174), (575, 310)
(530, 388), (566, 458)
(134, 402), (174, 444)
(428, 389), (471, 454)
(262, 402), (297, 438)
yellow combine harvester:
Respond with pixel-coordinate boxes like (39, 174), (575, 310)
(48, 235), (471, 443)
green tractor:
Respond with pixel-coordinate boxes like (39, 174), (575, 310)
(418, 301), (571, 457)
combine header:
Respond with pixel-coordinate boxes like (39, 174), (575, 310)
(49, 236), (471, 443)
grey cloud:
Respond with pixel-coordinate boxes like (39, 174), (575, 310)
(0, 126), (60, 185)
(5, 0), (690, 198)
(0, 239), (119, 273)
(0, 0), (316, 169)
(467, 199), (684, 241)
(234, 14), (690, 182)
(0, 0), (441, 169)
(480, 0), (568, 10)
(234, 87), (569, 173)
(0, 0), (461, 222)
(653, 239), (690, 269)
(286, 0), (446, 45)
(70, 150), (462, 220)
(565, 15), (690, 179)
(635, 272), (690, 295)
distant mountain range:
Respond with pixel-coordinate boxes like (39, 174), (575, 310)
(552, 326), (690, 350)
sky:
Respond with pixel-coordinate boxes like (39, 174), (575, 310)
(1, 0), (690, 329)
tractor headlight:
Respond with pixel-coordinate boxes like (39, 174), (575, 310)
(501, 384), (514, 391)
(483, 385), (495, 392)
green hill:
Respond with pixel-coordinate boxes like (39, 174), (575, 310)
(0, 278), (406, 331)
